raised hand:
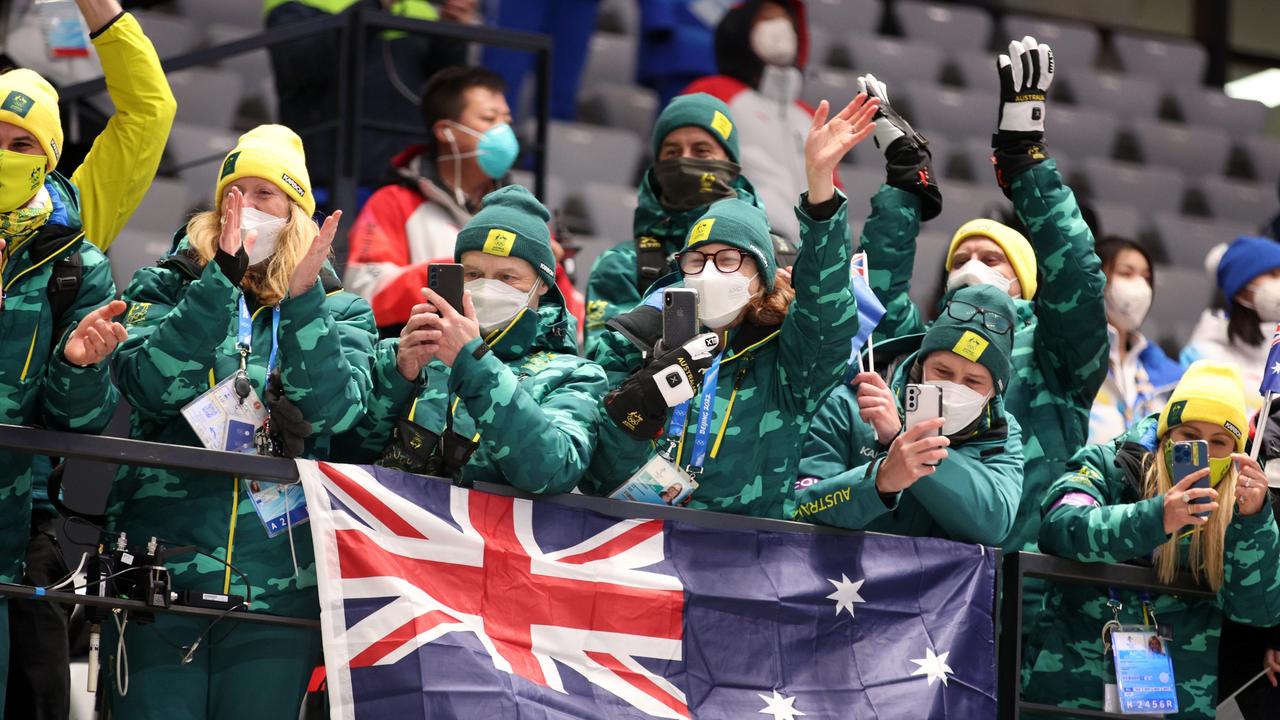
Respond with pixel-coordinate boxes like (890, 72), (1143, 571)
(219, 188), (254, 257)
(1231, 453), (1269, 516)
(851, 371), (901, 445)
(997, 36), (1054, 134)
(1161, 467), (1218, 534)
(417, 287), (481, 368)
(63, 300), (128, 367)
(804, 93), (879, 204)
(875, 417), (949, 494)
(287, 210), (341, 298)
(397, 301), (442, 381)
(857, 74), (925, 153)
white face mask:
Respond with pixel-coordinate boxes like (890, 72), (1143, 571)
(1105, 276), (1153, 332)
(684, 268), (758, 329)
(924, 379), (992, 436)
(947, 258), (1014, 297)
(467, 278), (538, 333)
(240, 206), (287, 266)
(1242, 277), (1280, 323)
(750, 17), (797, 67)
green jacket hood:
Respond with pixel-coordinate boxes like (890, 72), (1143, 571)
(633, 167), (762, 244)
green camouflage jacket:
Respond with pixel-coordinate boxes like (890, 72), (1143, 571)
(335, 301), (608, 493)
(108, 242), (377, 618)
(794, 349), (1024, 546)
(0, 175), (119, 582)
(859, 159), (1108, 552)
(1023, 415), (1280, 718)
(580, 193), (858, 519)
(583, 169), (762, 358)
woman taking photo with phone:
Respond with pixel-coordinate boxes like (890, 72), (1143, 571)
(1023, 361), (1280, 718)
(106, 125), (378, 719)
(579, 92), (876, 519)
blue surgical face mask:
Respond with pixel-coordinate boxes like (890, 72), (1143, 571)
(443, 121), (519, 180)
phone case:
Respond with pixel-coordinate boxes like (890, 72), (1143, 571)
(1172, 440), (1211, 517)
(663, 289), (699, 349)
(427, 263), (465, 314)
(904, 384), (943, 466)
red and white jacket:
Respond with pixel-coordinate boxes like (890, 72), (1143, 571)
(343, 148), (584, 333)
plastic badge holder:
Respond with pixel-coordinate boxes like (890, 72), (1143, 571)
(36, 0), (89, 58)
(1108, 626), (1178, 715)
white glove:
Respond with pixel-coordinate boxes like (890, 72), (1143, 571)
(996, 36), (1054, 134)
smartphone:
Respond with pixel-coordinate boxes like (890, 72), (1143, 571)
(904, 383), (943, 465)
(427, 263), (465, 315)
(1172, 440), (1212, 518)
(662, 288), (699, 349)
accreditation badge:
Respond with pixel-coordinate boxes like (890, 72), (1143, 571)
(181, 374), (268, 454)
(1103, 626), (1177, 715)
(610, 454), (699, 507)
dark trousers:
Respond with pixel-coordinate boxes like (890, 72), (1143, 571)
(5, 517), (70, 720)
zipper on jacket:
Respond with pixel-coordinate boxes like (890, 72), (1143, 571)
(19, 325), (38, 381)
(7, 233), (84, 380)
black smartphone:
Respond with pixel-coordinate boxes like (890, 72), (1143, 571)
(662, 288), (699, 349)
(1172, 440), (1212, 518)
(427, 263), (465, 315)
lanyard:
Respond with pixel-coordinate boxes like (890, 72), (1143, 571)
(237, 295), (280, 375)
(665, 353), (723, 473)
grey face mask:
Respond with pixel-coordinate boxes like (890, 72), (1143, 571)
(652, 157), (741, 212)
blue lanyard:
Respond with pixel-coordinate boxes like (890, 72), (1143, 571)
(237, 296), (280, 375)
(665, 353), (723, 472)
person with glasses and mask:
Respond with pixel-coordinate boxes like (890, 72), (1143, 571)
(335, 185), (607, 493)
(793, 285), (1024, 545)
(585, 92), (770, 357)
(579, 91), (877, 520)
(852, 40), (1107, 561)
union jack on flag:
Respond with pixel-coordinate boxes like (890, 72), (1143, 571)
(298, 461), (997, 719)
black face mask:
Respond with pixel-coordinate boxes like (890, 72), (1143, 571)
(652, 157), (741, 212)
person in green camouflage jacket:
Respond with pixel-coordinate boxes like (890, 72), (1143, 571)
(335, 185), (607, 491)
(580, 92), (878, 519)
(584, 93), (766, 357)
(105, 126), (377, 720)
(854, 42), (1108, 555)
(1024, 361), (1280, 718)
(794, 285), (1024, 545)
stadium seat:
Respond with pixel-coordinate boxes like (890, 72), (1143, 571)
(807, 0), (882, 37)
(206, 23), (276, 113)
(577, 85), (660, 144)
(165, 123), (241, 208)
(1200, 176), (1275, 228)
(1062, 69), (1161, 121)
(168, 68), (246, 129)
(122, 179), (190, 236)
(1147, 265), (1214, 352)
(1153, 213), (1253, 269)
(580, 183), (639, 242)
(572, 234), (615, 292)
(596, 0), (638, 35)
(509, 169), (570, 217)
(1128, 118), (1231, 177)
(581, 33), (637, 89)
(903, 84), (993, 144)
(846, 35), (946, 91)
(1080, 158), (1185, 216)
(932, 179), (1004, 237)
(1090, 201), (1144, 241)
(1045, 106), (1120, 162)
(895, 1), (993, 53)
(808, 29), (853, 70)
(109, 230), (180, 294)
(1242, 135), (1280, 184)
(1002, 15), (1100, 70)
(131, 10), (202, 60)
(1112, 31), (1208, 85)
(909, 231), (951, 311)
(948, 50), (1002, 97)
(547, 123), (643, 190)
(844, 166), (889, 233)
(803, 66), (862, 114)
(945, 138), (995, 183)
(1168, 86), (1269, 136)
(176, 0), (263, 30)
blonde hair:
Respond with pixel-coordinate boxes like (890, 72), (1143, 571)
(745, 272), (795, 327)
(1143, 436), (1238, 592)
(185, 202), (316, 306)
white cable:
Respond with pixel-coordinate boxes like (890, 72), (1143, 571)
(113, 610), (129, 697)
(47, 551), (88, 591)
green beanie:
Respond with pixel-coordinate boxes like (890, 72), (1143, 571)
(918, 284), (1017, 393)
(653, 93), (740, 163)
(455, 185), (557, 293)
(683, 197), (775, 291)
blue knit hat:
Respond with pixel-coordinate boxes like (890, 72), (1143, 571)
(1216, 236), (1280, 313)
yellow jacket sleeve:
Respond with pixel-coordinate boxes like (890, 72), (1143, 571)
(69, 12), (177, 251)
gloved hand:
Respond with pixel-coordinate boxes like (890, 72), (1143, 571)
(992, 36), (1054, 195)
(265, 371), (312, 458)
(857, 73), (941, 221)
(604, 333), (720, 441)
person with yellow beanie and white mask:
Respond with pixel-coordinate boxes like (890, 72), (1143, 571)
(103, 125), (377, 719)
(846, 39), (1108, 561)
(0, 2), (175, 717)
(1023, 360), (1280, 717)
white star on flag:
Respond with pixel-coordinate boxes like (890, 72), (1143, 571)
(910, 647), (954, 686)
(1271, 361), (1280, 375)
(826, 574), (866, 618)
(758, 690), (805, 720)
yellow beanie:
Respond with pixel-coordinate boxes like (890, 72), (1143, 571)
(946, 218), (1038, 300)
(1157, 360), (1248, 451)
(215, 125), (314, 216)
(0, 69), (64, 170)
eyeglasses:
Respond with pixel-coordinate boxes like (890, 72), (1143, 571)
(943, 299), (1013, 335)
(677, 248), (745, 275)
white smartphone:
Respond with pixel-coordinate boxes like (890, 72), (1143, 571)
(904, 384), (943, 466)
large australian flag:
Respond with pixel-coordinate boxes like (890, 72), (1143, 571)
(299, 461), (997, 719)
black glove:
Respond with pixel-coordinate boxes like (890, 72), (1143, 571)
(214, 245), (248, 286)
(264, 371), (312, 458)
(857, 74), (941, 221)
(604, 333), (720, 441)
(992, 36), (1054, 195)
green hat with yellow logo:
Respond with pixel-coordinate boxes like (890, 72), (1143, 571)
(919, 284), (1017, 393)
(455, 185), (558, 297)
(653, 93), (740, 163)
(683, 197), (775, 291)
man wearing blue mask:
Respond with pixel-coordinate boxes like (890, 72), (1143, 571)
(346, 65), (582, 337)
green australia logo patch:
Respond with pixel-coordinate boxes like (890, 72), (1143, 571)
(1165, 400), (1186, 427)
(219, 151), (240, 180)
(1, 91), (35, 118)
